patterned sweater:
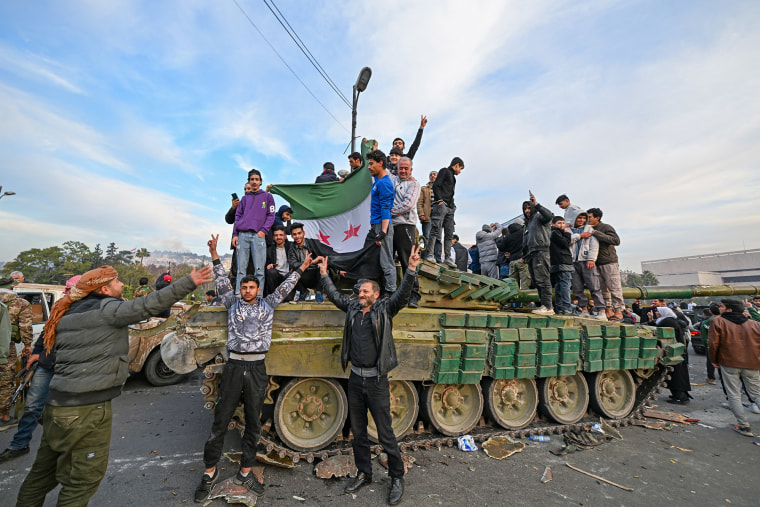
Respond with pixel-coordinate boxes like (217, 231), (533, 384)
(213, 261), (301, 354)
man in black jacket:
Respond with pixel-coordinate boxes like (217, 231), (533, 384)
(287, 223), (322, 300)
(391, 114), (427, 160)
(452, 234), (469, 271)
(522, 194), (554, 315)
(264, 225), (294, 298)
(502, 222), (531, 289)
(424, 157), (464, 268)
(549, 217), (573, 315)
(318, 246), (421, 506)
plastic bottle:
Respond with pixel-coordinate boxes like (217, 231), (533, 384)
(529, 435), (550, 442)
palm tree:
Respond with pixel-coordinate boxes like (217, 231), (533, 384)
(136, 248), (151, 265)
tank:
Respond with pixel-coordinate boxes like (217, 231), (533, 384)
(160, 262), (759, 461)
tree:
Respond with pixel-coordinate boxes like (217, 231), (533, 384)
(624, 270), (660, 287)
(135, 248), (150, 265)
(4, 246), (65, 283)
(92, 244), (104, 268)
(105, 242), (118, 263)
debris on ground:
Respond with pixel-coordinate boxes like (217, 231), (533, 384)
(482, 436), (525, 460)
(671, 446), (693, 452)
(550, 423), (619, 456)
(378, 452), (416, 473)
(540, 466), (552, 483)
(314, 454), (357, 479)
(457, 435), (478, 451)
(643, 409), (696, 425)
(209, 476), (263, 507)
(255, 451), (298, 468)
(632, 420), (672, 430)
(565, 463), (633, 492)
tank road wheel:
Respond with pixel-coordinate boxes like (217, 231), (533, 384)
(589, 370), (636, 419)
(539, 374), (589, 425)
(274, 378), (348, 452)
(422, 383), (483, 436)
(368, 380), (419, 443)
(483, 378), (538, 430)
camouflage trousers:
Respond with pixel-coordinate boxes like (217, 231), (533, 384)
(17, 401), (113, 507)
(0, 355), (18, 416)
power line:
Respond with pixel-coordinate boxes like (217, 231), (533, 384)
(231, 0), (349, 132)
(262, 0), (351, 108)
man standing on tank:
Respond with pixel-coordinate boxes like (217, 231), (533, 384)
(366, 150), (396, 295)
(424, 157), (464, 268)
(194, 234), (319, 501)
(317, 246), (422, 506)
(233, 169), (276, 295)
(522, 193), (554, 315)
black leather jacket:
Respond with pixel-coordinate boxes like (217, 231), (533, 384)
(320, 269), (416, 376)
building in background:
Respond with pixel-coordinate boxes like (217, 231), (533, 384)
(641, 249), (760, 286)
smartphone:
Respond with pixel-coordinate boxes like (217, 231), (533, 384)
(528, 190), (533, 198)
(231, 193), (239, 200)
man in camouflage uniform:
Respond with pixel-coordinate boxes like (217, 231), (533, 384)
(133, 277), (153, 298)
(0, 278), (34, 429)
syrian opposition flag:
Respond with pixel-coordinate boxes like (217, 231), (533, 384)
(270, 157), (381, 280)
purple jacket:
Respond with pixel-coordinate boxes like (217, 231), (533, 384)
(234, 190), (276, 237)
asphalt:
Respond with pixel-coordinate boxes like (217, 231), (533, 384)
(1, 349), (759, 506)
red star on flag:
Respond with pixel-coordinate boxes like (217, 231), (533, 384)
(343, 223), (360, 242)
(317, 230), (331, 245)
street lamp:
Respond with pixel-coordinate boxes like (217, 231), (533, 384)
(0, 185), (16, 200)
(351, 67), (372, 154)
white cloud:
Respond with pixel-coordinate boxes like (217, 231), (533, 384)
(0, 44), (84, 94)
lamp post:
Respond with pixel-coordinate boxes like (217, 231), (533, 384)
(0, 185), (16, 201)
(351, 67), (372, 154)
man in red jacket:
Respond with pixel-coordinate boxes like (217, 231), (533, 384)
(708, 298), (760, 437)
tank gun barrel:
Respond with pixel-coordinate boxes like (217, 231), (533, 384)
(512, 285), (760, 303)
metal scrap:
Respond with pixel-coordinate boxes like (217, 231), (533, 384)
(315, 454), (357, 479)
(378, 452), (416, 473)
(481, 436), (526, 460)
(209, 477), (262, 507)
(540, 466), (553, 483)
(255, 451), (298, 469)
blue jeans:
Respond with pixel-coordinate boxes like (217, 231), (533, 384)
(421, 221), (431, 243)
(553, 271), (572, 313)
(236, 231), (266, 294)
(9, 364), (54, 450)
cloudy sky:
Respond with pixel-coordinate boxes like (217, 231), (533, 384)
(1, 0), (759, 272)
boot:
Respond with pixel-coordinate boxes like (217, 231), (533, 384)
(388, 477), (404, 505)
(345, 472), (372, 493)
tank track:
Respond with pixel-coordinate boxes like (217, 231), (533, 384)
(200, 366), (670, 465)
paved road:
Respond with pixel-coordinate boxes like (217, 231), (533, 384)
(1, 355), (759, 506)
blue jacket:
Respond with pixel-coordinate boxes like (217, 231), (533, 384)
(370, 174), (394, 224)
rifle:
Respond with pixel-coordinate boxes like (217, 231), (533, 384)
(9, 362), (38, 409)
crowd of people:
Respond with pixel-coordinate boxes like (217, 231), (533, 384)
(3, 114), (760, 506)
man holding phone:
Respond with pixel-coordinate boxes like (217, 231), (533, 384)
(233, 169), (276, 295)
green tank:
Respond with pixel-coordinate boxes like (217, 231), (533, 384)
(160, 262), (759, 460)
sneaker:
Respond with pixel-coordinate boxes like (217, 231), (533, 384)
(532, 306), (555, 316)
(443, 258), (457, 269)
(721, 402), (730, 409)
(751, 403), (760, 415)
(0, 418), (18, 431)
(591, 312), (608, 321)
(733, 425), (754, 437)
(423, 254), (435, 263)
(573, 308), (590, 318)
(315, 292), (324, 304)
(706, 377), (717, 385)
(194, 468), (219, 503)
(234, 470), (265, 496)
